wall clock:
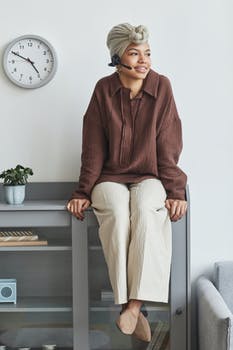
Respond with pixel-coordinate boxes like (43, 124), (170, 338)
(2, 34), (58, 89)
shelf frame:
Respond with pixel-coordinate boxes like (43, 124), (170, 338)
(0, 182), (190, 350)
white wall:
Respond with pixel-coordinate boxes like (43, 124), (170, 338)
(0, 1), (233, 348)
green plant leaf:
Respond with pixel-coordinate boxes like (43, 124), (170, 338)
(0, 165), (33, 185)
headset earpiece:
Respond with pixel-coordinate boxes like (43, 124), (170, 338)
(108, 54), (132, 70)
(108, 54), (121, 67)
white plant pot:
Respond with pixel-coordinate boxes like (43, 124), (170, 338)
(4, 185), (26, 204)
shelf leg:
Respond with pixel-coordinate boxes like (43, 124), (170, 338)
(72, 215), (89, 350)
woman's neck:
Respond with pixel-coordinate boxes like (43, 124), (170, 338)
(118, 73), (143, 99)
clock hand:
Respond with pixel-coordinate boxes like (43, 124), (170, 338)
(11, 51), (39, 74)
(11, 51), (29, 62)
(30, 63), (39, 74)
(26, 57), (34, 64)
(12, 51), (35, 66)
(26, 58), (40, 74)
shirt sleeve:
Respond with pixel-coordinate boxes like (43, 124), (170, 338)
(69, 88), (107, 202)
(156, 86), (187, 200)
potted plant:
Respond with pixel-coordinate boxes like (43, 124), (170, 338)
(0, 164), (33, 204)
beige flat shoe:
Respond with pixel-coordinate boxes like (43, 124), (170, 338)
(116, 309), (139, 335)
(132, 311), (152, 342)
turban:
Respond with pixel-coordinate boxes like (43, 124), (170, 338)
(106, 23), (149, 59)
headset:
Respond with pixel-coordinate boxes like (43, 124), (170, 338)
(108, 54), (132, 70)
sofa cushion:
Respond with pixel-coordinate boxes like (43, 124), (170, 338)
(214, 261), (233, 314)
(197, 275), (233, 350)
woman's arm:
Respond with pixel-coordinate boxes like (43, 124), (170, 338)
(69, 88), (107, 203)
(156, 81), (187, 201)
(156, 89), (188, 221)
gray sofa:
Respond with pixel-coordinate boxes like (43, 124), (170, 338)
(197, 261), (233, 350)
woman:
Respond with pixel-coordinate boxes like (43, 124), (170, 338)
(67, 23), (188, 342)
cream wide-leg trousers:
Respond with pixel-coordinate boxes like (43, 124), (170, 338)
(90, 178), (172, 305)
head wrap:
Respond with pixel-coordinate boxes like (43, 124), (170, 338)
(106, 23), (149, 59)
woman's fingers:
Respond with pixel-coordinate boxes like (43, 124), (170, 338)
(66, 199), (90, 220)
(67, 199), (79, 219)
(170, 200), (178, 217)
(77, 200), (84, 220)
(79, 200), (91, 220)
(171, 202), (181, 221)
(171, 204), (181, 221)
(82, 200), (91, 210)
(167, 200), (188, 222)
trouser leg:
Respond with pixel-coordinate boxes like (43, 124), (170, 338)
(91, 181), (130, 304)
(127, 178), (172, 303)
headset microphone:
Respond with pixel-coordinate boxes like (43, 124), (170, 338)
(108, 54), (132, 70)
(119, 62), (132, 70)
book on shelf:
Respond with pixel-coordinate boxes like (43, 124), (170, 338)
(0, 230), (48, 246)
(0, 230), (38, 241)
(146, 320), (164, 350)
(0, 240), (48, 246)
(153, 322), (169, 350)
(146, 320), (169, 350)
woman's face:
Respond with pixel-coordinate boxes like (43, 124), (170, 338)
(118, 42), (151, 79)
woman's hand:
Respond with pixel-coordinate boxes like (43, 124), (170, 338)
(66, 198), (91, 220)
(165, 199), (188, 222)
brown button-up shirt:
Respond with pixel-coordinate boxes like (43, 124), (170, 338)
(70, 68), (187, 202)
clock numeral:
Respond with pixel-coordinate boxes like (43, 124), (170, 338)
(46, 59), (49, 63)
(43, 51), (47, 55)
(44, 67), (47, 71)
(19, 45), (24, 50)
(10, 60), (15, 64)
(29, 76), (33, 81)
(28, 42), (33, 47)
(14, 68), (17, 72)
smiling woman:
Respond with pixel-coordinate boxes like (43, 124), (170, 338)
(114, 42), (152, 98)
(67, 22), (188, 342)
(127, 46), (151, 72)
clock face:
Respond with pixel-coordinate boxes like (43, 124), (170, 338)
(3, 35), (57, 89)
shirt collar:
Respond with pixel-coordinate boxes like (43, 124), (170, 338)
(110, 68), (160, 98)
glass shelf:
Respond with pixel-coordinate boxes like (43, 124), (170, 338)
(89, 315), (170, 350)
(0, 296), (72, 312)
(0, 310), (73, 348)
(90, 300), (169, 313)
(89, 245), (102, 251)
